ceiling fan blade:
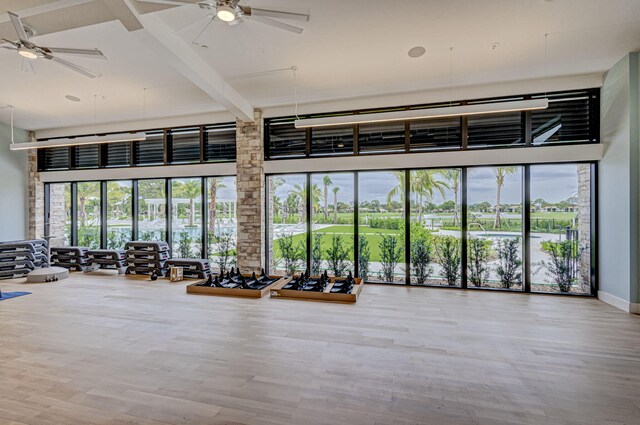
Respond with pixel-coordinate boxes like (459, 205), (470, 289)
(44, 54), (100, 78)
(245, 7), (309, 22)
(7, 12), (30, 43)
(247, 15), (304, 34)
(2, 38), (19, 47)
(40, 47), (107, 59)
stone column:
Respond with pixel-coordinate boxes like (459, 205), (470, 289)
(577, 164), (591, 291)
(27, 146), (45, 240)
(235, 109), (265, 271)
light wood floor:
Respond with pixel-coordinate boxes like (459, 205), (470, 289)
(0, 274), (639, 425)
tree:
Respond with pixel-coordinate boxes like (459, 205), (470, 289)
(440, 169), (461, 225)
(332, 186), (340, 224)
(177, 179), (201, 227)
(291, 183), (321, 224)
(412, 170), (448, 224)
(378, 234), (403, 282)
(270, 176), (285, 223)
(325, 235), (351, 277)
(387, 171), (406, 215)
(322, 175), (332, 221)
(78, 182), (100, 227)
(492, 167), (518, 228)
(208, 178), (227, 234)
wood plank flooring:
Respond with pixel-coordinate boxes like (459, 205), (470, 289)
(0, 274), (639, 425)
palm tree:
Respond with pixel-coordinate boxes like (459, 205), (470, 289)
(177, 180), (201, 227)
(439, 169), (460, 226)
(322, 175), (333, 221)
(332, 186), (340, 224)
(208, 178), (227, 234)
(269, 176), (285, 223)
(413, 170), (449, 223)
(291, 183), (322, 224)
(492, 167), (518, 228)
(387, 171), (406, 216)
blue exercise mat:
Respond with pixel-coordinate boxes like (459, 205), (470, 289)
(0, 291), (31, 301)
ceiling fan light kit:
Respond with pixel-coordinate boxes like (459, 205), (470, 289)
(216, 4), (237, 22)
(2, 11), (107, 78)
(17, 46), (38, 59)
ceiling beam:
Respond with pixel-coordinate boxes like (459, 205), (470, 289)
(113, 0), (255, 122)
(0, 0), (96, 23)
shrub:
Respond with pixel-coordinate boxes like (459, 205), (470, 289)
(434, 236), (461, 285)
(368, 217), (403, 230)
(411, 236), (433, 285)
(467, 237), (491, 287)
(540, 240), (583, 292)
(177, 231), (193, 258)
(212, 232), (235, 272)
(276, 233), (305, 275)
(325, 235), (351, 277)
(311, 233), (323, 275)
(358, 235), (371, 281)
(495, 238), (522, 289)
(378, 234), (403, 282)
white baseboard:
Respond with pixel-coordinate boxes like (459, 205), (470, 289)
(598, 291), (640, 314)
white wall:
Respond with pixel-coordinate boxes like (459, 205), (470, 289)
(599, 52), (640, 312)
(0, 122), (29, 241)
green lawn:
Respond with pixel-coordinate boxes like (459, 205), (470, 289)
(276, 225), (403, 263)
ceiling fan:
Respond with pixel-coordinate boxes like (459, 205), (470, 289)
(0, 11), (107, 78)
(140, 0), (309, 35)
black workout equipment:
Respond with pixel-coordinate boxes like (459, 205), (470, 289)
(125, 241), (169, 276)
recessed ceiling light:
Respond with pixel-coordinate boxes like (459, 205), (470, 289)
(65, 95), (81, 102)
(489, 42), (500, 50)
(200, 44), (209, 50)
(408, 46), (426, 58)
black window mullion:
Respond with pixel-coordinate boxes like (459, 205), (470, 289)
(69, 146), (77, 170)
(523, 166), (531, 292)
(353, 125), (359, 156)
(264, 174), (271, 272)
(306, 173), (312, 273)
(132, 180), (139, 241)
(305, 128), (311, 158)
(404, 122), (410, 153)
(100, 181), (107, 249)
(71, 182), (78, 246)
(201, 177), (208, 260)
(166, 179), (172, 255)
(44, 183), (51, 240)
(354, 172), (359, 278)
(524, 111), (532, 146)
(199, 126), (206, 163)
(461, 168), (468, 288)
(404, 170), (411, 285)
(590, 163), (598, 295)
(461, 116), (468, 149)
(163, 130), (171, 164)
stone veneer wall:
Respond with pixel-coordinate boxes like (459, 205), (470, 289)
(235, 109), (265, 271)
(48, 183), (68, 246)
(577, 164), (591, 292)
(28, 148), (45, 240)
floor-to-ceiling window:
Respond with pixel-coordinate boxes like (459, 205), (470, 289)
(47, 183), (71, 247)
(467, 166), (523, 290)
(76, 181), (101, 249)
(106, 181), (132, 249)
(171, 178), (202, 258)
(410, 169), (462, 286)
(530, 164), (592, 294)
(358, 170), (405, 284)
(138, 179), (166, 241)
(207, 176), (237, 272)
(268, 174), (307, 275)
(310, 173), (355, 277)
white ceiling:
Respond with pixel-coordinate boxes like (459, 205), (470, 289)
(1, 0), (639, 133)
